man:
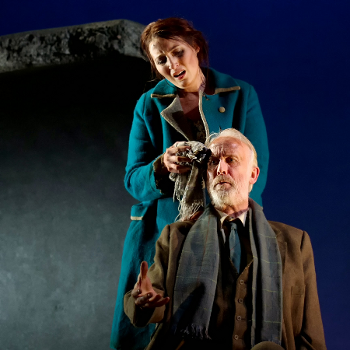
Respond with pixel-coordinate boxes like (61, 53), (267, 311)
(124, 129), (326, 350)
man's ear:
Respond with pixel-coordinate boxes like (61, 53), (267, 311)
(249, 166), (260, 185)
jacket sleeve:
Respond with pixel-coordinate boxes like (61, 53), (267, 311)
(243, 85), (269, 206)
(297, 232), (327, 350)
(124, 225), (171, 327)
(124, 93), (172, 202)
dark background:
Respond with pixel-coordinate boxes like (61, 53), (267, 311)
(0, 1), (349, 349)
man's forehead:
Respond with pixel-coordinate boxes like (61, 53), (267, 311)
(209, 137), (245, 156)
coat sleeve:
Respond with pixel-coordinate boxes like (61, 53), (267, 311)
(124, 93), (172, 202)
(297, 232), (327, 350)
(243, 85), (269, 206)
(124, 225), (171, 327)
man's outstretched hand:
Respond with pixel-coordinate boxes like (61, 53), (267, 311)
(131, 261), (170, 308)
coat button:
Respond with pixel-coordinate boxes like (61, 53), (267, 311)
(238, 298), (243, 303)
(239, 279), (244, 285)
(234, 335), (239, 340)
(218, 106), (226, 113)
(237, 315), (242, 321)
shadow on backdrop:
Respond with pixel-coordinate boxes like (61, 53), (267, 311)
(0, 20), (154, 350)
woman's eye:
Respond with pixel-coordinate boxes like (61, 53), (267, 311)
(157, 57), (167, 65)
(174, 50), (184, 57)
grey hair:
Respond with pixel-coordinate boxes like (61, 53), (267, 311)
(205, 128), (258, 168)
(205, 128), (258, 192)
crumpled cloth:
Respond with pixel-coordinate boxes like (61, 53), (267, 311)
(169, 141), (211, 221)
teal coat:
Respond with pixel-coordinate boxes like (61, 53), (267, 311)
(111, 68), (269, 350)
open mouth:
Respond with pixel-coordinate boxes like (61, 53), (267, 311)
(174, 70), (185, 79)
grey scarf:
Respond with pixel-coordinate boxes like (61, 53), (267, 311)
(169, 141), (210, 221)
(171, 201), (283, 346)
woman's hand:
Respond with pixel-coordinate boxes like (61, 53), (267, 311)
(163, 142), (192, 174)
(131, 261), (170, 309)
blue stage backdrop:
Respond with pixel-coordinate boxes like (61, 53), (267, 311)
(1, 1), (349, 350)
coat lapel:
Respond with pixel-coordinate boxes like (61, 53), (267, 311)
(150, 69), (242, 141)
(160, 96), (193, 141)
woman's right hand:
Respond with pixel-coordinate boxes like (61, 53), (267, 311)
(163, 142), (192, 174)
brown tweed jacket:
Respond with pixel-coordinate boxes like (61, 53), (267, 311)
(124, 219), (326, 350)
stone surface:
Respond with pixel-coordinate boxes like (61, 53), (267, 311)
(0, 18), (156, 349)
(0, 54), (153, 350)
(0, 19), (146, 73)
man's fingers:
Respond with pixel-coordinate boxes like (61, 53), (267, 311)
(135, 293), (152, 306)
(136, 273), (141, 287)
(148, 294), (162, 303)
(152, 297), (170, 307)
(135, 293), (170, 308)
(131, 288), (141, 298)
(147, 296), (170, 308)
(140, 261), (148, 280)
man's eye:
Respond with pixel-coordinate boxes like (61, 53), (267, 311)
(226, 157), (237, 164)
(209, 159), (219, 165)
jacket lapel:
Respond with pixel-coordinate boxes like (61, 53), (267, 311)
(275, 227), (287, 277)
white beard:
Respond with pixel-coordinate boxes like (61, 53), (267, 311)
(207, 175), (246, 210)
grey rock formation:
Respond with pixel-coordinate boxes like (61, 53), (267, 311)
(0, 19), (155, 350)
(0, 19), (146, 73)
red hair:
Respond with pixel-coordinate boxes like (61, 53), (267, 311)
(140, 18), (209, 79)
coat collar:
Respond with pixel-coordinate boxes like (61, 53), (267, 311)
(150, 68), (241, 98)
(149, 68), (242, 141)
(160, 96), (192, 141)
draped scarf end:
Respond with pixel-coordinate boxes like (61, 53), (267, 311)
(173, 324), (212, 340)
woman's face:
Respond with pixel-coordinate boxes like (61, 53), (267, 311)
(149, 37), (202, 92)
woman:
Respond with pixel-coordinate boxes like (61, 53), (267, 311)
(111, 18), (269, 350)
